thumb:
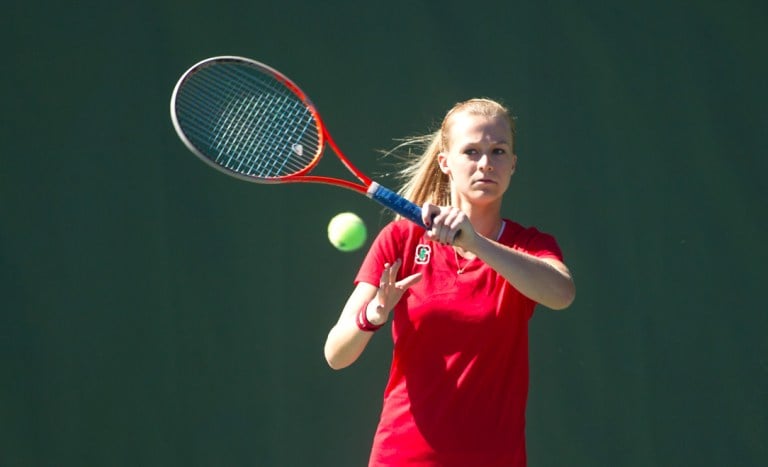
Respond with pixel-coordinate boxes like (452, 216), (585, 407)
(396, 272), (423, 290)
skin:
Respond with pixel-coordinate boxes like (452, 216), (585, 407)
(324, 112), (575, 370)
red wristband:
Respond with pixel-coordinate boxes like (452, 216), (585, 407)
(356, 301), (384, 332)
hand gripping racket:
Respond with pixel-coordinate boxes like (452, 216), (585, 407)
(170, 56), (425, 228)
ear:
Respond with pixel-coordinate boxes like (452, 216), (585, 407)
(437, 152), (450, 175)
(510, 153), (518, 175)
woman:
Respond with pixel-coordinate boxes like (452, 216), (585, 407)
(324, 98), (575, 466)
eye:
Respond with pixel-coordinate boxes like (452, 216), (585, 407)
(463, 148), (479, 156)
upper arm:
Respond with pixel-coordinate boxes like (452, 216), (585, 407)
(540, 257), (576, 309)
(337, 281), (379, 325)
(541, 257), (572, 279)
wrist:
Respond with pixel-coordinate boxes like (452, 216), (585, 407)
(356, 301), (385, 332)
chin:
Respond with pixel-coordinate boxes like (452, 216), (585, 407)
(468, 191), (504, 205)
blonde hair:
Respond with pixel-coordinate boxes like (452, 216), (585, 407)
(394, 98), (515, 209)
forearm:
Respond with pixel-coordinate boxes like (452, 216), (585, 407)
(471, 235), (575, 310)
(324, 286), (379, 370)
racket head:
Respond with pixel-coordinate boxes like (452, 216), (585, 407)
(170, 56), (325, 183)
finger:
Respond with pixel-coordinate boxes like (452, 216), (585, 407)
(428, 207), (446, 232)
(380, 263), (392, 287)
(445, 210), (465, 244)
(449, 229), (460, 245)
(390, 258), (402, 277)
(421, 203), (439, 227)
(448, 216), (462, 244)
(396, 272), (423, 289)
(386, 259), (399, 285)
(440, 211), (456, 243)
(438, 225), (451, 244)
(447, 208), (464, 229)
(445, 209), (463, 239)
(442, 229), (452, 245)
(440, 223), (453, 244)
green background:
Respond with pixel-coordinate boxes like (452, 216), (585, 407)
(2, 0), (766, 465)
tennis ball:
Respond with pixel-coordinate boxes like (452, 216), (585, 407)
(327, 212), (367, 252)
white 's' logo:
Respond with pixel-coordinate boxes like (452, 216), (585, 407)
(415, 244), (431, 265)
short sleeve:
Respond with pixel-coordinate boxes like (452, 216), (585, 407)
(526, 230), (564, 261)
(502, 221), (564, 262)
(354, 221), (406, 286)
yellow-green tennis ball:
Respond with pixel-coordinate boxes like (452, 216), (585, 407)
(327, 212), (367, 252)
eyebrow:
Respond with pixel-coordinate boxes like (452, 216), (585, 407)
(462, 140), (510, 145)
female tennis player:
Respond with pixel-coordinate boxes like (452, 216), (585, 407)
(324, 98), (575, 466)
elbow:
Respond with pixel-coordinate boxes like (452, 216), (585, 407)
(547, 281), (576, 310)
(549, 295), (575, 310)
(325, 354), (346, 371)
(324, 348), (341, 370)
(327, 361), (347, 371)
(323, 342), (351, 371)
(325, 355), (352, 371)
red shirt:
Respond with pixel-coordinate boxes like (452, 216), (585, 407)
(355, 219), (563, 467)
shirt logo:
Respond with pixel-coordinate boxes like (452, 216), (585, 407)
(415, 244), (431, 265)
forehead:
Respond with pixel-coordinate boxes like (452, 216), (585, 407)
(445, 112), (512, 146)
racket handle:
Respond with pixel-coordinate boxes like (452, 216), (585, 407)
(367, 182), (426, 229)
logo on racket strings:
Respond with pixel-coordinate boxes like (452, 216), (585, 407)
(415, 244), (431, 265)
(291, 143), (303, 156)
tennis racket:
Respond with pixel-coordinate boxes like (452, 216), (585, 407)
(170, 55), (425, 228)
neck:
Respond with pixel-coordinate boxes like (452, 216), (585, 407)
(451, 197), (503, 239)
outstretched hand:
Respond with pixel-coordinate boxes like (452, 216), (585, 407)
(367, 259), (422, 326)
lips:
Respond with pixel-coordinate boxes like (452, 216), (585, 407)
(474, 178), (497, 185)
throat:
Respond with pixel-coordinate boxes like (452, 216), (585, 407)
(451, 220), (505, 275)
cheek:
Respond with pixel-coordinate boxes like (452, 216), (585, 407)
(451, 163), (474, 180)
(502, 159), (516, 177)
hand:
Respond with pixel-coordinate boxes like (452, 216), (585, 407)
(421, 203), (477, 249)
(367, 259), (422, 325)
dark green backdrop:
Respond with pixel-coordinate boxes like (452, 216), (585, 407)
(2, 0), (766, 465)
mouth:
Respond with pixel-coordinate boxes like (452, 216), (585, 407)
(474, 178), (497, 185)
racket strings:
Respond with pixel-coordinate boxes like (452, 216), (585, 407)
(175, 61), (321, 179)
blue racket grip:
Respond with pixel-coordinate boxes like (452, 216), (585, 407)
(367, 182), (427, 229)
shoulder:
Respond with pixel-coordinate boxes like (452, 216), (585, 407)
(388, 218), (423, 233)
(366, 219), (427, 256)
(500, 219), (563, 260)
(355, 219), (427, 285)
(376, 219), (425, 242)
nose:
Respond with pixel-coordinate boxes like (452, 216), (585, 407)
(478, 153), (493, 172)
